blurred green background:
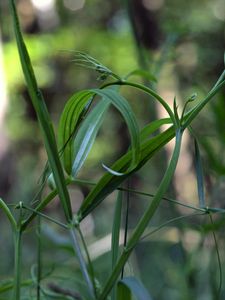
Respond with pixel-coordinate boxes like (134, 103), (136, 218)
(0, 0), (225, 299)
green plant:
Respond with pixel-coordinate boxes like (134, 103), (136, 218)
(1, 1), (225, 299)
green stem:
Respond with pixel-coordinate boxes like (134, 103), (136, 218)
(121, 181), (130, 279)
(209, 213), (222, 296)
(141, 212), (205, 241)
(21, 175), (206, 234)
(21, 177), (72, 230)
(111, 190), (123, 300)
(71, 179), (205, 212)
(21, 203), (68, 229)
(102, 72), (225, 130)
(183, 74), (225, 128)
(77, 226), (97, 298)
(99, 129), (183, 300)
(69, 227), (95, 299)
(13, 229), (22, 300)
(103, 80), (176, 126)
(37, 217), (41, 300)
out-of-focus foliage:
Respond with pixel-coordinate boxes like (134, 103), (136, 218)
(0, 0), (224, 299)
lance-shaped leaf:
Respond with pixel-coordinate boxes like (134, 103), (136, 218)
(58, 90), (93, 175)
(91, 88), (141, 175)
(72, 99), (110, 177)
(194, 138), (205, 208)
(117, 277), (153, 300)
(60, 87), (140, 178)
(9, 0), (72, 222)
(140, 118), (172, 141)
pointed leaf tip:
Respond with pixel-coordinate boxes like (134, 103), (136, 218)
(102, 163), (125, 176)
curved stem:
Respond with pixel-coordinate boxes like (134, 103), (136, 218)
(102, 80), (176, 126)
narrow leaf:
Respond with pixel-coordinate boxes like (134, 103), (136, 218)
(173, 96), (180, 128)
(117, 277), (152, 300)
(9, 0), (72, 222)
(72, 99), (110, 177)
(58, 90), (93, 175)
(92, 88), (140, 174)
(140, 118), (172, 141)
(194, 138), (205, 207)
(0, 198), (17, 230)
(59, 87), (140, 177)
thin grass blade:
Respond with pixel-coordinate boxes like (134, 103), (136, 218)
(9, 0), (72, 222)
